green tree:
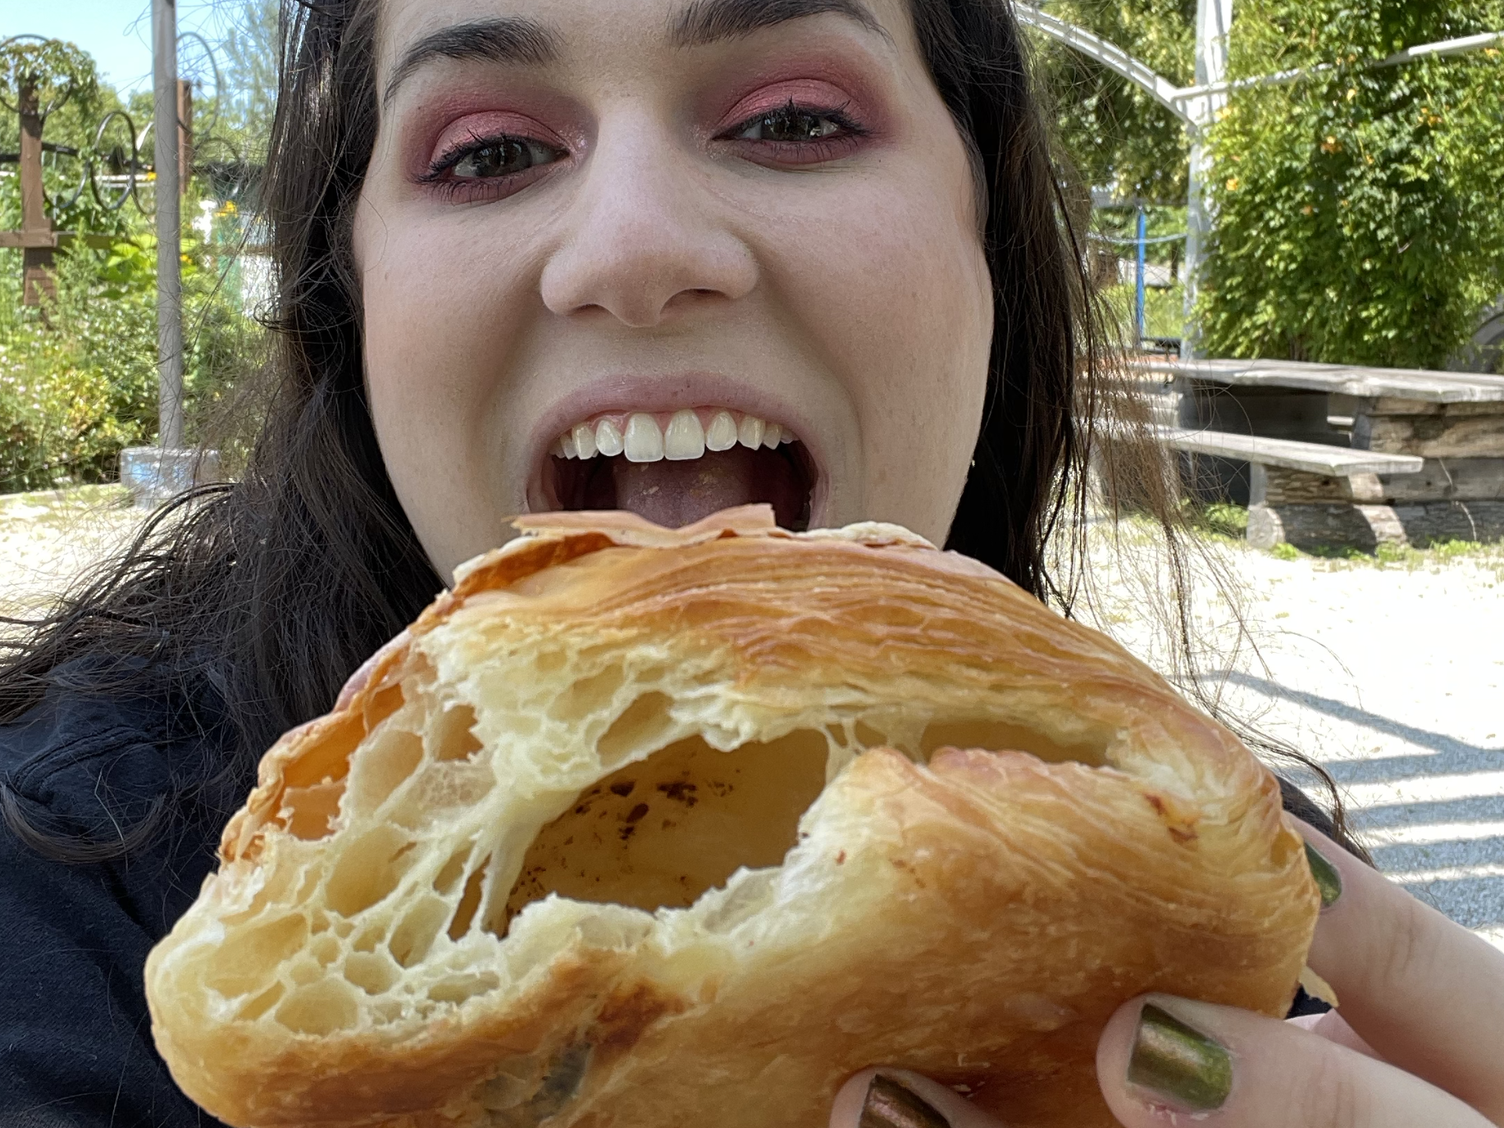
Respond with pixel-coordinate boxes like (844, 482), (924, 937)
(1198, 0), (1504, 367)
(0, 39), (140, 237)
(217, 0), (279, 163)
(0, 23), (272, 492)
(1033, 0), (1196, 204)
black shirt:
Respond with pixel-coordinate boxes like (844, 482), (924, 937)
(0, 660), (1333, 1126)
(0, 660), (239, 1128)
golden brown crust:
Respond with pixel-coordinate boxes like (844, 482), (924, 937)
(146, 506), (1319, 1128)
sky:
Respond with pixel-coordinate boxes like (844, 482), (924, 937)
(0, 1), (244, 95)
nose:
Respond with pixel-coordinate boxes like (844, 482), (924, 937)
(540, 117), (758, 328)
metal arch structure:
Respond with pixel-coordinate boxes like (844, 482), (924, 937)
(1014, 0), (1233, 356)
(1013, 6), (1198, 126)
(1013, 9), (1504, 134)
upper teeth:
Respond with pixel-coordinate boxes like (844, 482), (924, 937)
(553, 409), (795, 463)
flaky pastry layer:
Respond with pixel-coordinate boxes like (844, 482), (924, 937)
(145, 506), (1319, 1128)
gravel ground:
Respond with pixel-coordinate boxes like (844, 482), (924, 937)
(1079, 522), (1504, 954)
(0, 485), (141, 622)
(3, 488), (1501, 955)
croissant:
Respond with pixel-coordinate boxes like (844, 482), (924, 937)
(145, 505), (1319, 1128)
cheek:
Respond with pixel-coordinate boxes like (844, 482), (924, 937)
(358, 211), (537, 475)
(355, 196), (547, 570)
(757, 165), (992, 486)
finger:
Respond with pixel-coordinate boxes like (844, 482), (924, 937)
(1298, 820), (1504, 1120)
(1286, 1011), (1380, 1061)
(830, 1068), (1008, 1128)
(1097, 994), (1494, 1128)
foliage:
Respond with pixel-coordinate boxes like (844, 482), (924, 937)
(0, 37), (99, 120)
(0, 38), (137, 238)
(1188, 500), (1250, 541)
(1102, 280), (1187, 341)
(0, 3), (278, 239)
(1198, 0), (1504, 367)
(1033, 0), (1196, 205)
(0, 13), (278, 494)
(0, 224), (266, 493)
(1276, 537), (1504, 564)
(217, 0), (281, 165)
(0, 250), (155, 492)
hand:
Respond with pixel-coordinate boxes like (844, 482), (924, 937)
(829, 822), (1504, 1127)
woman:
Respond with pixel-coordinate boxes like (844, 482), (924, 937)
(1, 1), (1499, 1126)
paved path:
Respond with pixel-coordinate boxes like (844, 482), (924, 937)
(1085, 529), (1504, 952)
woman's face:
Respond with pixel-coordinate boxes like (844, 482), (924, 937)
(355, 0), (992, 580)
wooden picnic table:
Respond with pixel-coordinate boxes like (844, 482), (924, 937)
(1130, 357), (1504, 549)
(1137, 357), (1504, 405)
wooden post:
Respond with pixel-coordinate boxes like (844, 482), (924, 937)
(18, 79), (56, 307)
(176, 78), (193, 195)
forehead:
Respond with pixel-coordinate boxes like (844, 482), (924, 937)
(375, 0), (915, 72)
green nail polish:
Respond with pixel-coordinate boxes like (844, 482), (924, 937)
(1305, 841), (1343, 907)
(860, 1075), (950, 1128)
(1127, 1003), (1233, 1113)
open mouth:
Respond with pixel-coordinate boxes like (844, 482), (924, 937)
(540, 408), (817, 531)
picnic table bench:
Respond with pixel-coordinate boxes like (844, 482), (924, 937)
(1132, 358), (1504, 550)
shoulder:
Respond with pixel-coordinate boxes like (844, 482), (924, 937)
(0, 654), (243, 860)
(0, 656), (242, 1127)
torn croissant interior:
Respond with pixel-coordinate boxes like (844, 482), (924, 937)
(145, 505), (1320, 1128)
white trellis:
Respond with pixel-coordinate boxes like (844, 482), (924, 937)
(1014, 2), (1504, 357)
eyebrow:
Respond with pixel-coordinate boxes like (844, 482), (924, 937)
(383, 19), (561, 106)
(669, 0), (889, 47)
(383, 0), (887, 108)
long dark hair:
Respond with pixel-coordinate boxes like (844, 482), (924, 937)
(0, 0), (1355, 862)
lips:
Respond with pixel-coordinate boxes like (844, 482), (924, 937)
(537, 406), (817, 530)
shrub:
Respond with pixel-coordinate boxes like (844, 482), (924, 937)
(0, 251), (156, 492)
(0, 228), (265, 493)
(1199, 0), (1504, 367)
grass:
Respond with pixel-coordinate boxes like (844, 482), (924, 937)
(1299, 538), (1504, 573)
(1185, 501), (1250, 543)
(1101, 281), (1187, 344)
(1168, 499), (1504, 570)
(0, 483), (131, 526)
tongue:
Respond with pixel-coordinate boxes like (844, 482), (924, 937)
(609, 446), (806, 529)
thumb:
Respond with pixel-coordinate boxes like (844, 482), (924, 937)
(830, 1069), (1011, 1128)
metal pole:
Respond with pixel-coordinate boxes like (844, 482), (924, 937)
(1135, 207), (1147, 348)
(154, 0), (184, 449)
(1183, 0), (1234, 361)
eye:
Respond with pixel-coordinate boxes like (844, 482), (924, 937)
(442, 135), (564, 180)
(733, 103), (851, 144)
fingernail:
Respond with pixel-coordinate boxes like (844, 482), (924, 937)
(1305, 841), (1343, 907)
(1127, 1003), (1233, 1113)
(860, 1074), (950, 1128)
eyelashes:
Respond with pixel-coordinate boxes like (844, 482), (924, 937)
(423, 134), (565, 182)
(417, 132), (566, 201)
(419, 100), (869, 202)
(724, 98), (867, 161)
